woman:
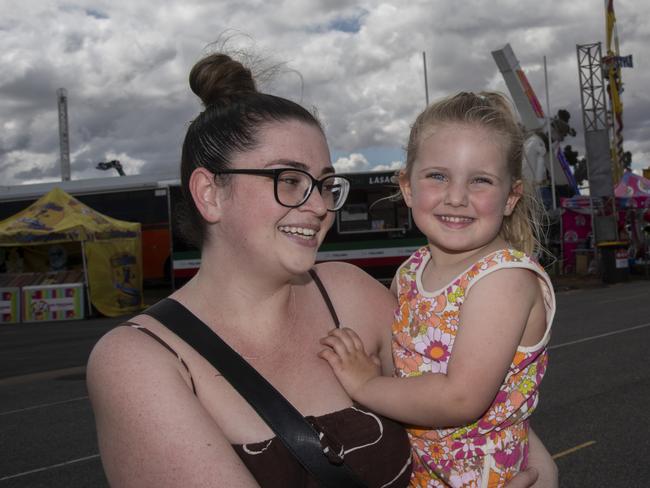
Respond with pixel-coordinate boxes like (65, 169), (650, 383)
(87, 52), (555, 487)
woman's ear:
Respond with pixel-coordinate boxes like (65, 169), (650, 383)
(399, 170), (414, 208)
(189, 168), (222, 223)
(504, 179), (523, 216)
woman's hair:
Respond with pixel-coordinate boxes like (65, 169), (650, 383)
(402, 91), (547, 256)
(178, 53), (323, 247)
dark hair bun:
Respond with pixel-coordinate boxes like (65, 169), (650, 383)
(189, 54), (257, 106)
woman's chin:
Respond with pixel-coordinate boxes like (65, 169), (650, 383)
(281, 252), (319, 275)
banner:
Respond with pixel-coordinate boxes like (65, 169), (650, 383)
(85, 239), (143, 317)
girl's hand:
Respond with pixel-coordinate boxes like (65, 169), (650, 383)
(318, 328), (382, 399)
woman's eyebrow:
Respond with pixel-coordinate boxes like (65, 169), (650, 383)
(265, 159), (308, 170)
(266, 159), (336, 176)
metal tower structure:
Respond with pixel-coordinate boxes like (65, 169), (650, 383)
(57, 88), (71, 181)
(576, 42), (617, 242)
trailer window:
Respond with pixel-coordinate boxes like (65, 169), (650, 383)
(337, 189), (411, 234)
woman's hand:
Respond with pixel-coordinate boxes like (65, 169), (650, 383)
(318, 327), (382, 399)
(505, 467), (539, 488)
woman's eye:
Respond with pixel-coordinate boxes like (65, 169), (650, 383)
(280, 177), (301, 186)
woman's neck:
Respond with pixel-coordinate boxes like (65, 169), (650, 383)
(173, 252), (299, 345)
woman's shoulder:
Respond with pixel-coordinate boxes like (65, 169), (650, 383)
(312, 261), (396, 335)
(86, 315), (188, 394)
(313, 261), (394, 301)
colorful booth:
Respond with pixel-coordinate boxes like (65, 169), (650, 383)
(561, 172), (650, 273)
(0, 187), (143, 319)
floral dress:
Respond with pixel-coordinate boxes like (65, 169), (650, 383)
(392, 247), (556, 488)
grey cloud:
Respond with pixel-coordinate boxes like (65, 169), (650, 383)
(1, 0), (648, 186)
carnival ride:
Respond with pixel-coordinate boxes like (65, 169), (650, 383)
(493, 0), (645, 278)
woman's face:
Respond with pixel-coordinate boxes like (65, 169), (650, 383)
(215, 119), (336, 276)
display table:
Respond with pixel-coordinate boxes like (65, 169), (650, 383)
(22, 282), (85, 322)
(0, 287), (21, 324)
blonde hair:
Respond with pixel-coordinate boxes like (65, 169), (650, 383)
(404, 91), (547, 256)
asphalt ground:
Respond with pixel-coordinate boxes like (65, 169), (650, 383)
(1, 277), (649, 487)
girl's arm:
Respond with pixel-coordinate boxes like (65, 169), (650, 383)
(313, 261), (397, 376)
(87, 326), (260, 487)
(320, 267), (541, 427)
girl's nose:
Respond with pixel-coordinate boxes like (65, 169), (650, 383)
(444, 181), (469, 207)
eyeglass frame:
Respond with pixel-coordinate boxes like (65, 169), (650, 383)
(213, 167), (351, 212)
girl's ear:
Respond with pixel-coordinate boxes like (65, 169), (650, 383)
(189, 167), (223, 223)
(399, 170), (414, 208)
(504, 179), (523, 216)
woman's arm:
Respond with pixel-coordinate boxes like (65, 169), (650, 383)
(528, 428), (559, 487)
(87, 326), (260, 488)
(320, 268), (540, 426)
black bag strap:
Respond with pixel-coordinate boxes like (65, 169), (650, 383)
(142, 298), (366, 488)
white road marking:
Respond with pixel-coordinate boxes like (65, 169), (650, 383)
(0, 454), (100, 481)
(552, 440), (596, 460)
(0, 366), (86, 386)
(549, 322), (650, 350)
(0, 396), (89, 416)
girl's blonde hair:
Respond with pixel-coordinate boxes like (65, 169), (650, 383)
(403, 91), (547, 256)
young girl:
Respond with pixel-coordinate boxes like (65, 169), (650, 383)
(320, 91), (556, 488)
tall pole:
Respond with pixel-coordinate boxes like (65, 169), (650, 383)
(57, 88), (71, 181)
(605, 0), (624, 182)
(422, 51), (429, 106)
(543, 56), (557, 210)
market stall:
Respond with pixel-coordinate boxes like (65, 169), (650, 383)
(0, 187), (143, 321)
(560, 171), (650, 274)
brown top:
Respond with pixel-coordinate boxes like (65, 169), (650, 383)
(232, 403), (412, 487)
(133, 269), (412, 487)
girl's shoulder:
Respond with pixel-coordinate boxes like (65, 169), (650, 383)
(463, 248), (555, 310)
(466, 248), (547, 280)
(394, 246), (430, 279)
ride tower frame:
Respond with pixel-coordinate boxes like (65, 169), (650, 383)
(576, 42), (618, 245)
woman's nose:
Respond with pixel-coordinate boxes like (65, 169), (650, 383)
(300, 185), (328, 215)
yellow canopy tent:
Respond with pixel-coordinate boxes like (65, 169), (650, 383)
(0, 187), (143, 316)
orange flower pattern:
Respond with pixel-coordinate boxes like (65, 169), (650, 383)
(392, 247), (556, 488)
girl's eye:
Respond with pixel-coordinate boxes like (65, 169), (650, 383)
(427, 172), (446, 182)
(472, 177), (493, 185)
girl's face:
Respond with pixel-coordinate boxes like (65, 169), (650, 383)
(400, 123), (521, 258)
(215, 119), (336, 276)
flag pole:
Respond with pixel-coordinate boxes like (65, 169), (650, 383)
(422, 51), (429, 106)
(544, 55), (557, 210)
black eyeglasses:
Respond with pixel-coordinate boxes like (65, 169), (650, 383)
(214, 168), (350, 212)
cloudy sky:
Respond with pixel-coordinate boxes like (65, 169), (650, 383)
(1, 0), (648, 187)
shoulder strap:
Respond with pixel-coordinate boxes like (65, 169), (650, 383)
(309, 268), (340, 327)
(143, 298), (365, 488)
